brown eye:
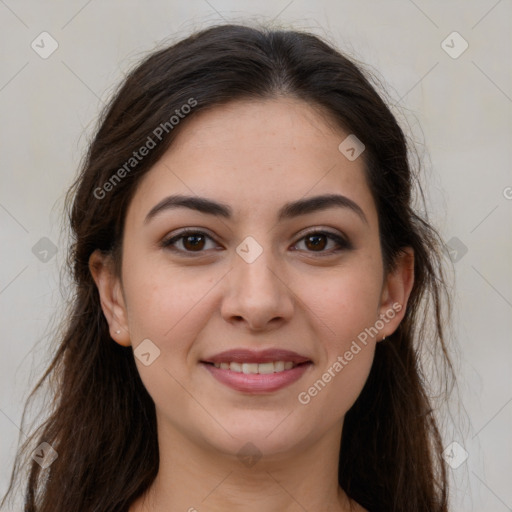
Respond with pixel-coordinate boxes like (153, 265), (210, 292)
(294, 230), (351, 255)
(304, 233), (328, 251)
(162, 229), (351, 257)
(182, 233), (206, 251)
(161, 230), (217, 254)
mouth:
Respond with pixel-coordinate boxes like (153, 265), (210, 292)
(200, 349), (313, 393)
(201, 360), (309, 374)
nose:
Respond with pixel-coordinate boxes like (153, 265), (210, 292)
(220, 245), (295, 332)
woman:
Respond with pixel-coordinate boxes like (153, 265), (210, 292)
(2, 23), (454, 512)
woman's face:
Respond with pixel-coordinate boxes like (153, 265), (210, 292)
(93, 97), (413, 458)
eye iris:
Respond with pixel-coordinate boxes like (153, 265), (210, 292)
(305, 234), (327, 251)
(183, 234), (205, 251)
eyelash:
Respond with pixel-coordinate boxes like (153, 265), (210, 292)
(160, 228), (352, 257)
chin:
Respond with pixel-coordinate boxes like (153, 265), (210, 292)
(204, 412), (312, 459)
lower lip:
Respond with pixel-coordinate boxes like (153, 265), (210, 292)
(201, 362), (312, 393)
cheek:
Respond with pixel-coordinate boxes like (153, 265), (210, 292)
(122, 261), (216, 413)
(308, 255), (383, 346)
(295, 257), (382, 413)
(121, 257), (222, 391)
(123, 253), (215, 341)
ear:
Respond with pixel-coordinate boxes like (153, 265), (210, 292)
(89, 249), (131, 347)
(377, 247), (415, 341)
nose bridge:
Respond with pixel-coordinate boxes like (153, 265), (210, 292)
(221, 234), (294, 329)
(234, 234), (283, 297)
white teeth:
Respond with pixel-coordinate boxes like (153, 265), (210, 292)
(274, 361), (285, 372)
(242, 363), (258, 374)
(211, 361), (301, 374)
(257, 362), (275, 374)
(230, 362), (242, 372)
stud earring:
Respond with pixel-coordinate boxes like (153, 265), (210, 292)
(115, 330), (121, 334)
(382, 335), (386, 341)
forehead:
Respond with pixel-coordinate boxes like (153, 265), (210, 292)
(127, 98), (377, 226)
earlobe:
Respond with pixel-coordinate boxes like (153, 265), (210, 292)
(377, 247), (415, 341)
(89, 249), (131, 347)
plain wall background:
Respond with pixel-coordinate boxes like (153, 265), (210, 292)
(1, 1), (511, 510)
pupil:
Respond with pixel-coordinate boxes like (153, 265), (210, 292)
(185, 234), (204, 250)
(306, 234), (326, 251)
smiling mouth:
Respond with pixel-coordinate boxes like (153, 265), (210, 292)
(201, 361), (310, 374)
(201, 360), (313, 393)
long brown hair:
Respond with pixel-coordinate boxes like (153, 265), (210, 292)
(1, 23), (454, 512)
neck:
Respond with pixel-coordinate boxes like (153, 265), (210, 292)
(131, 418), (362, 512)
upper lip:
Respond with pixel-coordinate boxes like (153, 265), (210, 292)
(201, 349), (311, 364)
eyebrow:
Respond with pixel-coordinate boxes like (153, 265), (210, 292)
(144, 193), (368, 225)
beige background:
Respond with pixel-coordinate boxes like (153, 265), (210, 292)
(1, 1), (511, 510)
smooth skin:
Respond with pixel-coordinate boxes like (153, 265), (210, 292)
(90, 97), (414, 512)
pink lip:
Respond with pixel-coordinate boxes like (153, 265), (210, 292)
(202, 348), (311, 365)
(201, 361), (312, 393)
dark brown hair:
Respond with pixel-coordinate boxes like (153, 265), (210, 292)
(2, 23), (454, 512)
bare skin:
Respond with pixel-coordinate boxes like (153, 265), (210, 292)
(90, 97), (414, 512)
